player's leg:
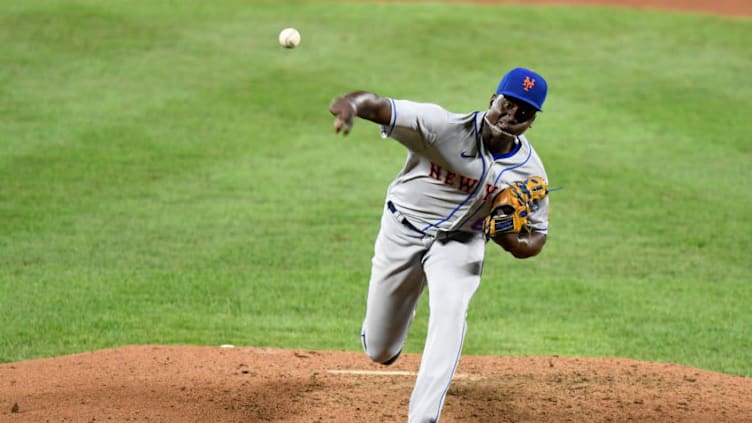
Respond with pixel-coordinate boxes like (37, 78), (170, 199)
(361, 205), (427, 364)
(407, 234), (485, 423)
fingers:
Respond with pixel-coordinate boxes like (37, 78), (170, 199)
(333, 117), (352, 136)
(330, 97), (356, 136)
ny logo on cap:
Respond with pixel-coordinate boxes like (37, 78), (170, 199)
(523, 76), (535, 91)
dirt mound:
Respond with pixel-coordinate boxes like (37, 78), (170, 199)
(1, 345), (751, 422)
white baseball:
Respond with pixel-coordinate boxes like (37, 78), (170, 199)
(278, 27), (301, 49)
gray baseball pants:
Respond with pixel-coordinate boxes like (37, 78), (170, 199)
(360, 202), (485, 423)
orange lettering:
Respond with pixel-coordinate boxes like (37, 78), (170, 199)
(458, 176), (478, 193)
(482, 183), (499, 201)
(444, 171), (456, 186)
(429, 162), (442, 180)
(523, 76), (535, 91)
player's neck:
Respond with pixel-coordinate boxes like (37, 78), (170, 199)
(481, 114), (518, 155)
(484, 135), (517, 155)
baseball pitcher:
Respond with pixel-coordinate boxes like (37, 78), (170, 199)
(329, 67), (551, 423)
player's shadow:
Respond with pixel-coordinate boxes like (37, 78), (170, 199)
(442, 382), (518, 421)
(237, 377), (320, 421)
(235, 373), (413, 421)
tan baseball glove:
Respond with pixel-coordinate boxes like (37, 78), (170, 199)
(483, 176), (548, 237)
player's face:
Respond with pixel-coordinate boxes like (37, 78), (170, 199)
(483, 95), (537, 142)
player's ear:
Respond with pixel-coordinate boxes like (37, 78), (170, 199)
(489, 94), (498, 108)
(525, 113), (538, 130)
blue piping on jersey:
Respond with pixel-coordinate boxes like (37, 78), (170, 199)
(420, 112), (487, 233)
(432, 320), (467, 422)
(492, 138), (521, 160)
(386, 98), (397, 136)
(455, 137), (533, 229)
(491, 144), (532, 186)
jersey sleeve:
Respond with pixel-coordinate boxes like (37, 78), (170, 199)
(380, 99), (451, 152)
(526, 196), (549, 234)
(519, 144), (550, 234)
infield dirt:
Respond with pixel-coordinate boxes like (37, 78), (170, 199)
(2, 345), (752, 422)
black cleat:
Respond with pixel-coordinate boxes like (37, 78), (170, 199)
(380, 350), (401, 366)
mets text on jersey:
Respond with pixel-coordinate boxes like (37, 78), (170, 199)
(429, 161), (500, 200)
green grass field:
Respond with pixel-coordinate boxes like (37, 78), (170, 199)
(1, 0), (750, 377)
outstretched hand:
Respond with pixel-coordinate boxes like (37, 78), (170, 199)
(329, 97), (357, 136)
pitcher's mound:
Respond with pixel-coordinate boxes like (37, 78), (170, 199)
(1, 345), (751, 422)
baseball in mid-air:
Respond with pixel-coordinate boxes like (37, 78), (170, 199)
(278, 27), (301, 49)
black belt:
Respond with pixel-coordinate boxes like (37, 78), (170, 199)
(436, 230), (476, 243)
(387, 202), (475, 242)
(387, 201), (422, 233)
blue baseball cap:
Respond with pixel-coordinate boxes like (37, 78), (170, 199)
(496, 67), (548, 111)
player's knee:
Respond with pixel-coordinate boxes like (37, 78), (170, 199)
(366, 348), (401, 366)
(361, 333), (401, 365)
(380, 349), (401, 366)
(363, 342), (386, 363)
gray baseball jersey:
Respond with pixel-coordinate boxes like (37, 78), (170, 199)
(361, 98), (550, 423)
(381, 99), (549, 236)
